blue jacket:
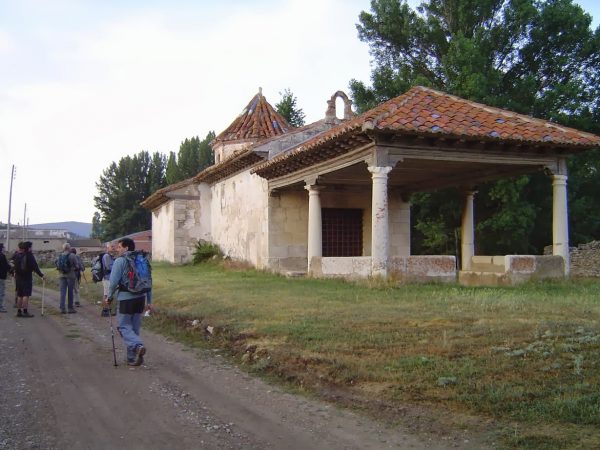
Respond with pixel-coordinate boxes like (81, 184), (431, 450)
(107, 251), (152, 303)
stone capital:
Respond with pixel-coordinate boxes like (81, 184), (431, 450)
(367, 166), (393, 178)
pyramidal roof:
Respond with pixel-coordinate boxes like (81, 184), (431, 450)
(214, 88), (291, 143)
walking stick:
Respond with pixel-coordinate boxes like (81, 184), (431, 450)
(108, 302), (118, 367)
(41, 278), (46, 316)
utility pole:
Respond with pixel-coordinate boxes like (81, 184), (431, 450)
(22, 203), (27, 241)
(6, 165), (15, 252)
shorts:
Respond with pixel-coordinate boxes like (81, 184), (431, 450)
(16, 276), (33, 297)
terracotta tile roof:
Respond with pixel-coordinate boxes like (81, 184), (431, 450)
(140, 177), (197, 210)
(214, 89), (291, 143)
(253, 86), (600, 179)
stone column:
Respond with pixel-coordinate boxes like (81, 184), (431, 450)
(460, 190), (476, 270)
(552, 174), (570, 275)
(305, 184), (324, 273)
(368, 166), (392, 278)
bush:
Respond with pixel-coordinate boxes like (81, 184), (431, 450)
(193, 241), (222, 264)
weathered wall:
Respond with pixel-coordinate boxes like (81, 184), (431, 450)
(459, 255), (565, 286)
(310, 255), (456, 283)
(545, 241), (600, 277)
(211, 171), (268, 267)
(389, 195), (410, 257)
(213, 142), (249, 164)
(152, 201), (175, 262)
(266, 190), (308, 272)
(390, 256), (456, 282)
(152, 184), (203, 263)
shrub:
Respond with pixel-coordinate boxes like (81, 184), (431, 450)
(193, 241), (222, 264)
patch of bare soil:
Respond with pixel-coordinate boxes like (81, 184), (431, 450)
(0, 286), (497, 449)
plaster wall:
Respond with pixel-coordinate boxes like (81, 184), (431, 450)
(152, 184), (203, 263)
(211, 171), (268, 267)
(389, 196), (411, 256)
(213, 142), (249, 164)
(266, 190), (308, 271)
(152, 201), (175, 262)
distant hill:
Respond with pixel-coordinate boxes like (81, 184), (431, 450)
(30, 221), (92, 238)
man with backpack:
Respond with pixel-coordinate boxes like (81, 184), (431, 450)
(70, 247), (85, 307)
(12, 241), (44, 317)
(92, 245), (115, 317)
(55, 243), (81, 314)
(106, 237), (153, 366)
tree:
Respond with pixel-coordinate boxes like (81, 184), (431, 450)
(166, 132), (216, 185)
(94, 151), (167, 241)
(199, 131), (216, 169)
(351, 0), (600, 253)
(276, 88), (306, 127)
(165, 151), (180, 185)
(91, 212), (103, 240)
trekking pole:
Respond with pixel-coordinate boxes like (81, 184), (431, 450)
(108, 302), (118, 367)
(41, 278), (46, 316)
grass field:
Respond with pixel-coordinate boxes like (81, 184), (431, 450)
(43, 262), (600, 449)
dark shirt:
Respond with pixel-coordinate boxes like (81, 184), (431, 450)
(12, 252), (44, 279)
(0, 252), (10, 279)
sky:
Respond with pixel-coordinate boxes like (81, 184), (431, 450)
(1, 0), (599, 226)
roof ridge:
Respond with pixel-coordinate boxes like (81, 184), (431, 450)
(214, 89), (292, 143)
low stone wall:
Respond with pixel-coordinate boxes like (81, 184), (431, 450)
(460, 255), (565, 286)
(544, 241), (600, 277)
(309, 255), (456, 283)
(390, 256), (456, 283)
(309, 256), (371, 279)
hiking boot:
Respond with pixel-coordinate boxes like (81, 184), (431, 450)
(21, 312), (34, 318)
(133, 345), (146, 366)
(101, 309), (110, 317)
(75, 302), (81, 307)
(61, 309), (67, 314)
(16, 310), (22, 317)
(67, 309), (77, 314)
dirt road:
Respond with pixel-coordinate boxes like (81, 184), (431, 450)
(0, 287), (491, 450)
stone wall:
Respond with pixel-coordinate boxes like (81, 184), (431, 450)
(546, 241), (600, 277)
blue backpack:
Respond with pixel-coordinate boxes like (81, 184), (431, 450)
(55, 253), (71, 274)
(120, 251), (152, 294)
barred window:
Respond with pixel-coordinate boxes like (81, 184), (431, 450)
(322, 208), (363, 257)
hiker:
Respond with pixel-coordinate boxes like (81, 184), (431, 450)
(56, 243), (80, 314)
(11, 244), (24, 308)
(100, 246), (115, 317)
(106, 237), (153, 366)
(0, 243), (12, 313)
(12, 241), (44, 317)
(70, 247), (85, 307)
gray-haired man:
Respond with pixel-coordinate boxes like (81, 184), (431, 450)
(56, 243), (81, 314)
